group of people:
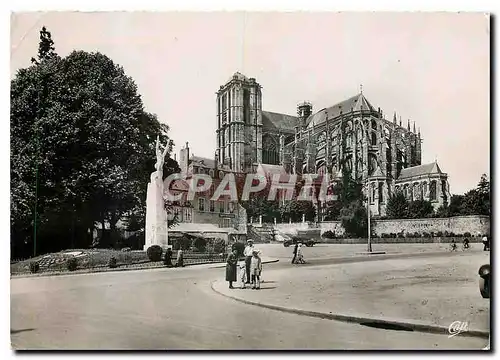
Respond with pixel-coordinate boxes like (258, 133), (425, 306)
(225, 239), (262, 290)
(291, 242), (305, 264)
(449, 233), (490, 252)
(163, 248), (184, 267)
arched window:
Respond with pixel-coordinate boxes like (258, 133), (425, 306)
(371, 132), (377, 146)
(430, 181), (437, 201)
(371, 183), (376, 203)
(262, 136), (279, 165)
(371, 120), (377, 131)
(379, 182), (384, 203)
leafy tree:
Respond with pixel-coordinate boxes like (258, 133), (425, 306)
(31, 26), (58, 64)
(279, 200), (316, 222)
(340, 202), (368, 238)
(386, 191), (409, 219)
(408, 200), (434, 218)
(322, 167), (364, 220)
(447, 195), (465, 216)
(11, 28), (178, 258)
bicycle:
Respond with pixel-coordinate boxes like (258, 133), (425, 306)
(450, 243), (458, 252)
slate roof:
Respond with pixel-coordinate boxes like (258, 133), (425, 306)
(262, 111), (298, 133)
(397, 162), (443, 180)
(306, 93), (377, 128)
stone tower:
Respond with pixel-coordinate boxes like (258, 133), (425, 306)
(216, 72), (262, 173)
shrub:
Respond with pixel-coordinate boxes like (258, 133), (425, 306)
(436, 231), (443, 237)
(194, 237), (207, 253)
(449, 232), (456, 237)
(422, 232), (430, 238)
(322, 230), (336, 239)
(430, 231), (435, 237)
(212, 238), (226, 253)
(444, 231), (450, 237)
(146, 245), (163, 262)
(464, 232), (471, 238)
(231, 242), (245, 258)
(29, 261), (40, 274)
(121, 247), (131, 252)
(390, 233), (397, 238)
(66, 258), (78, 271)
(108, 257), (118, 268)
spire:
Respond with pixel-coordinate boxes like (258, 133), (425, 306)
(418, 127), (421, 137)
(360, 84), (363, 94)
(413, 121), (416, 134)
(407, 119), (410, 131)
(393, 111), (397, 124)
(399, 116), (402, 127)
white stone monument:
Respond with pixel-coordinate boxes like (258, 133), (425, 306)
(144, 136), (170, 251)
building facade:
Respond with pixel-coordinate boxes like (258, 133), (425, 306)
(213, 72), (451, 217)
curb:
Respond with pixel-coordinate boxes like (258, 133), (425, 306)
(210, 281), (489, 340)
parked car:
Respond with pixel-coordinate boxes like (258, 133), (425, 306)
(478, 264), (490, 299)
(283, 237), (316, 247)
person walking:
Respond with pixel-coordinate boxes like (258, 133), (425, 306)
(291, 242), (298, 264)
(225, 249), (238, 289)
(244, 239), (255, 284)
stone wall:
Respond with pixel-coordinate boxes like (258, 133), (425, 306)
(270, 215), (490, 237)
(320, 237), (483, 244)
(373, 215), (490, 236)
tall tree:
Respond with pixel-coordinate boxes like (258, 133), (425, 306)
(31, 26), (58, 64)
(11, 30), (177, 257)
(407, 200), (434, 218)
(386, 191), (409, 219)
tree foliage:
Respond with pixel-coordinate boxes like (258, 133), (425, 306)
(407, 200), (434, 219)
(340, 202), (368, 238)
(11, 27), (178, 258)
(386, 191), (409, 219)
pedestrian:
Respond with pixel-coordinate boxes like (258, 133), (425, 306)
(291, 242), (298, 264)
(238, 260), (247, 289)
(463, 237), (470, 250)
(482, 234), (490, 251)
(225, 249), (238, 289)
(450, 239), (457, 252)
(164, 247), (173, 267)
(176, 249), (184, 267)
(244, 239), (255, 284)
(296, 243), (305, 263)
(250, 249), (262, 290)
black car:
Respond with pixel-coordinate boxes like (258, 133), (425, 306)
(283, 237), (315, 247)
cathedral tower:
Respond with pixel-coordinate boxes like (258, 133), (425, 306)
(216, 72), (262, 173)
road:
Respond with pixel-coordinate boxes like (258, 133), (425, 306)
(11, 258), (487, 350)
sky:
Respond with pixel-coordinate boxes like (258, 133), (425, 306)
(10, 11), (490, 195)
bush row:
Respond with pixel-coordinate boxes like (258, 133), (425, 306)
(321, 230), (483, 239)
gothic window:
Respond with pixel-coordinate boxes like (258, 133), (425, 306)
(430, 181), (437, 201)
(263, 136), (279, 165)
(371, 120), (377, 131)
(371, 132), (377, 146)
(198, 198), (205, 212)
(371, 183), (376, 203)
(210, 200), (215, 212)
(218, 201), (224, 213)
(414, 182), (421, 200)
(368, 154), (378, 175)
(441, 180), (447, 201)
(422, 182), (428, 198)
(379, 182), (384, 203)
(345, 156), (353, 172)
(403, 185), (409, 199)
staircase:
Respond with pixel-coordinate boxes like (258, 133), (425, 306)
(247, 224), (275, 243)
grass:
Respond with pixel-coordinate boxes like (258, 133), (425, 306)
(10, 248), (228, 275)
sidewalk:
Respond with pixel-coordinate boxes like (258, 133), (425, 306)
(212, 251), (490, 338)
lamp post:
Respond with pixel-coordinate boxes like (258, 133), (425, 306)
(366, 180), (372, 253)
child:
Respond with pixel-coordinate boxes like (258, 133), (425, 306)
(238, 260), (247, 289)
(296, 243), (305, 264)
(250, 249), (262, 290)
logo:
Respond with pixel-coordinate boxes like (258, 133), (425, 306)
(448, 321), (469, 338)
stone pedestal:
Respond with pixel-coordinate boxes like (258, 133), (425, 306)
(144, 173), (169, 250)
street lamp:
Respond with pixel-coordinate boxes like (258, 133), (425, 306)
(366, 180), (372, 253)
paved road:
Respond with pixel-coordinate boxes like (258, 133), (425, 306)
(11, 262), (486, 350)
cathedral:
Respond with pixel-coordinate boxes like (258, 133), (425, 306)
(181, 72), (451, 219)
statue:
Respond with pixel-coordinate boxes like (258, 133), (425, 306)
(145, 135), (170, 250)
(152, 135), (169, 181)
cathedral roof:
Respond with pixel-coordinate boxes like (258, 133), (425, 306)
(228, 71), (249, 83)
(262, 111), (298, 133)
(306, 93), (377, 128)
(397, 162), (444, 180)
